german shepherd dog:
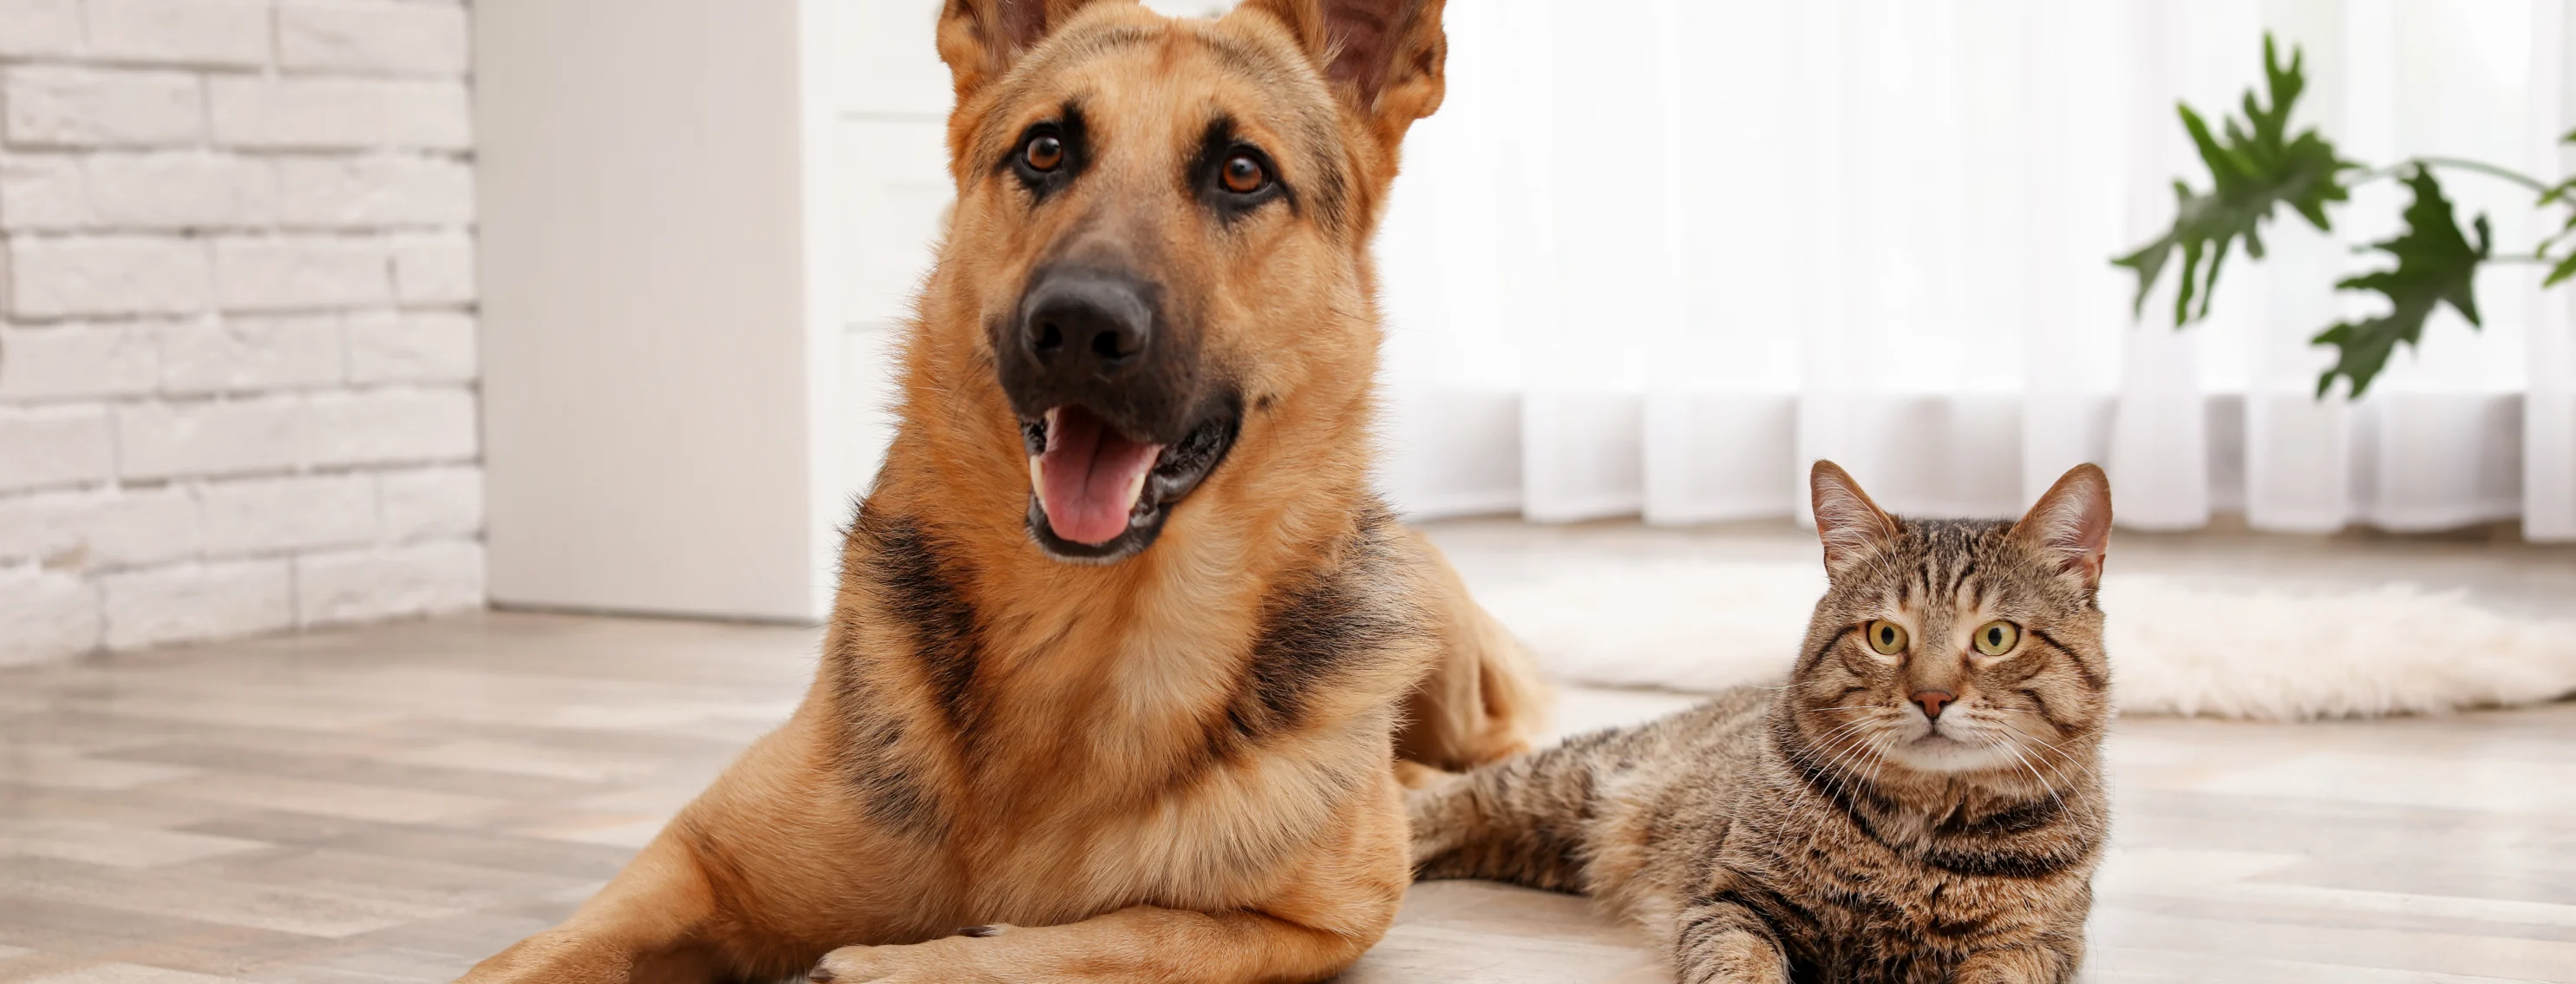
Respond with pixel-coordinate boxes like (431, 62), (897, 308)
(458, 1), (1546, 981)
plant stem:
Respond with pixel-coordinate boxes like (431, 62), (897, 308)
(2353, 156), (2550, 193)
(2419, 157), (2550, 193)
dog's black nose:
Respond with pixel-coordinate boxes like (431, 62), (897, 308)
(1021, 269), (1152, 375)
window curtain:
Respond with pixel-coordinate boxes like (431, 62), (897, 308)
(1373, 0), (2576, 541)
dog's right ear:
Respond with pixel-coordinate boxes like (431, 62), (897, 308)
(937, 0), (1128, 104)
(1236, 0), (1447, 150)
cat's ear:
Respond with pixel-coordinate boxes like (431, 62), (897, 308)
(2010, 463), (2114, 589)
(1811, 461), (1899, 574)
(938, 0), (1131, 104)
(1234, 0), (1448, 149)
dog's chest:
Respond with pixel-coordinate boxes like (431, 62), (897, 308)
(967, 744), (1370, 922)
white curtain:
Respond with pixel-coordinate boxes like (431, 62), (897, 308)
(1374, 0), (2576, 541)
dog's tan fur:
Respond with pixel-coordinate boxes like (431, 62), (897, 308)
(456, 2), (1545, 981)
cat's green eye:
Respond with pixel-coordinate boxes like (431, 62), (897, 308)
(1865, 620), (1908, 655)
(1973, 620), (2021, 656)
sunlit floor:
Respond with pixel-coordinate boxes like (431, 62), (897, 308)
(3, 522), (2573, 983)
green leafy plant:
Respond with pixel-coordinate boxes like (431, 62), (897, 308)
(2116, 35), (2569, 397)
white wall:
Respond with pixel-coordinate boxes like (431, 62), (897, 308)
(0, 0), (484, 665)
(477, 0), (826, 622)
(812, 0), (951, 555)
(474, 0), (980, 624)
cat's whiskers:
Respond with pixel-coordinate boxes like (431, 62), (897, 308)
(1993, 721), (2086, 764)
(1794, 715), (1897, 806)
(1987, 736), (2100, 807)
(1800, 709), (1894, 751)
(1987, 709), (2106, 790)
(1858, 719), (1897, 804)
(1995, 738), (2066, 811)
(1842, 717), (1913, 803)
(1794, 718), (1882, 795)
(2027, 742), (2102, 793)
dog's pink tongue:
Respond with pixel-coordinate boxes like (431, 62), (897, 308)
(1034, 406), (1162, 546)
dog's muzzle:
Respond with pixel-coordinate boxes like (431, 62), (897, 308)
(995, 265), (1239, 565)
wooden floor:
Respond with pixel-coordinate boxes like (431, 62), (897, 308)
(3, 522), (2573, 983)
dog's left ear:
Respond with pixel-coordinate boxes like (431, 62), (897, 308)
(2010, 463), (2114, 590)
(1237, 0), (1447, 148)
(938, 0), (1131, 105)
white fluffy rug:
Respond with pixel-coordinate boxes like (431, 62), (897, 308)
(1470, 559), (2576, 721)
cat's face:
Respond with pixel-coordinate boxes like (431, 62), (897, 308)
(1784, 462), (2114, 786)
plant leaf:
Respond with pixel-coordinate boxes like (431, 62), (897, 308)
(2311, 167), (2491, 397)
(2546, 251), (2576, 288)
(2541, 126), (2576, 215)
(2540, 208), (2576, 254)
(2541, 176), (2576, 207)
(2115, 34), (2358, 324)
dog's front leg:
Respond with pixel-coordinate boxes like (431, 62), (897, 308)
(807, 904), (1376, 984)
(456, 828), (723, 984)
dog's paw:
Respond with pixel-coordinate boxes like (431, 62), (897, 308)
(806, 944), (905, 983)
(807, 928), (1016, 983)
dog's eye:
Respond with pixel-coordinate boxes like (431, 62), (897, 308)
(1219, 154), (1265, 194)
(1023, 134), (1065, 173)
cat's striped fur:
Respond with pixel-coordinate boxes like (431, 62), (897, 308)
(1409, 462), (2115, 984)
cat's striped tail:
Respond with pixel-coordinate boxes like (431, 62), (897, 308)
(1404, 731), (1609, 893)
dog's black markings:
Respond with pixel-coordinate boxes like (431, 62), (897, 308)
(830, 508), (981, 838)
(864, 514), (985, 736)
(1233, 502), (1415, 737)
(1154, 502), (1420, 794)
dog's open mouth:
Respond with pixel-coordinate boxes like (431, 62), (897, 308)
(1021, 403), (1239, 562)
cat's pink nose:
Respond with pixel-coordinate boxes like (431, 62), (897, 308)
(1911, 690), (1955, 718)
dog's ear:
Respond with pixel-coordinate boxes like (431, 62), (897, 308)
(937, 0), (1130, 104)
(1237, 0), (1447, 148)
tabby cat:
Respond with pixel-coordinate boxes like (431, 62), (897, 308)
(1409, 461), (2115, 984)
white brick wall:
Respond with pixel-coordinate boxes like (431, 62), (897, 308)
(0, 565), (98, 666)
(83, 151), (277, 227)
(0, 0), (481, 664)
(0, 1), (83, 61)
(5, 235), (215, 317)
(207, 75), (469, 149)
(214, 233), (393, 309)
(100, 556), (293, 649)
(2, 66), (203, 146)
(296, 539), (477, 626)
(278, 1), (468, 77)
(85, 0), (273, 69)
